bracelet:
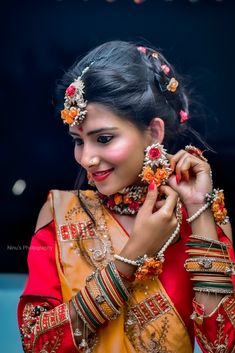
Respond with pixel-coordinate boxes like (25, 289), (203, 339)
(114, 221), (181, 281)
(184, 257), (234, 274)
(193, 283), (234, 294)
(186, 189), (229, 224)
(116, 269), (135, 282)
(114, 254), (138, 267)
(189, 234), (229, 248)
(186, 202), (211, 223)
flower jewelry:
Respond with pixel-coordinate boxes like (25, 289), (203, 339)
(137, 46), (189, 124)
(134, 256), (163, 281)
(166, 77), (179, 92)
(186, 188), (229, 225)
(61, 64), (93, 126)
(185, 145), (208, 162)
(97, 186), (148, 215)
(210, 189), (229, 224)
(179, 110), (189, 123)
(140, 143), (172, 186)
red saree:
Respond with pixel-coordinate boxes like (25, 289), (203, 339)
(18, 190), (235, 352)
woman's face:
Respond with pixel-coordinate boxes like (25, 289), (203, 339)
(69, 103), (152, 195)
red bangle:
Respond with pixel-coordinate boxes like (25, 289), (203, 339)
(117, 269), (135, 283)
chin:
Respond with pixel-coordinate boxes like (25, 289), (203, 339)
(95, 183), (127, 196)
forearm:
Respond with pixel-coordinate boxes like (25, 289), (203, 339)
(186, 207), (223, 313)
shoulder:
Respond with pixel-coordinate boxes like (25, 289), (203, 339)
(34, 189), (97, 232)
(35, 199), (53, 233)
(34, 189), (76, 232)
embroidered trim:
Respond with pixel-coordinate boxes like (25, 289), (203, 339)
(20, 302), (50, 353)
(56, 191), (115, 269)
(58, 221), (95, 241)
(34, 302), (70, 335)
(33, 327), (64, 353)
(195, 319), (229, 353)
(223, 295), (235, 328)
(126, 292), (171, 328)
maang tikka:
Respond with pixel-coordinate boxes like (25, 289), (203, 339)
(139, 143), (172, 186)
(60, 62), (94, 127)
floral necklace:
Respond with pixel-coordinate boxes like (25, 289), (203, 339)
(97, 186), (148, 215)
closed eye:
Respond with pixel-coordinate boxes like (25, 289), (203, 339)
(97, 135), (113, 144)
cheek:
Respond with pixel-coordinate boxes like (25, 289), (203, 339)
(108, 140), (143, 165)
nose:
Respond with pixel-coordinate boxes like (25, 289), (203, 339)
(79, 146), (100, 170)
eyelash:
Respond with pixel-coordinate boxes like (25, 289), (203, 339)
(72, 135), (113, 146)
(97, 135), (113, 143)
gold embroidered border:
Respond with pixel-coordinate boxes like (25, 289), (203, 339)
(57, 221), (95, 241)
(128, 292), (171, 327)
(223, 295), (235, 328)
(195, 324), (229, 353)
(34, 302), (70, 336)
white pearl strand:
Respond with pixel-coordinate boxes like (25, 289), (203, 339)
(186, 202), (211, 223)
(113, 254), (138, 267)
(114, 222), (181, 266)
(157, 222), (181, 259)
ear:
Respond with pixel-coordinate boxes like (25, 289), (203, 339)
(149, 117), (165, 144)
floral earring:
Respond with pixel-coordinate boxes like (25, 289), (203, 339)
(139, 143), (172, 186)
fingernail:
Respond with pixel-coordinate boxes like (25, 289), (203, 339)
(176, 174), (181, 184)
(148, 180), (156, 191)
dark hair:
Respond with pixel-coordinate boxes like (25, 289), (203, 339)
(57, 40), (210, 194)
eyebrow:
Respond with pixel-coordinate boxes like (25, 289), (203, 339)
(69, 127), (118, 137)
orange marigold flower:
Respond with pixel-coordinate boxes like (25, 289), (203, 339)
(142, 166), (155, 183)
(123, 195), (132, 204)
(135, 258), (163, 281)
(61, 108), (79, 125)
(154, 168), (169, 186)
(114, 194), (123, 205)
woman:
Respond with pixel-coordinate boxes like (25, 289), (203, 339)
(18, 41), (235, 353)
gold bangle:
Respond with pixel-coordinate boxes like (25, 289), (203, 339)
(184, 257), (234, 274)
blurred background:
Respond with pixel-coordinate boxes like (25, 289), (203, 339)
(0, 0), (234, 351)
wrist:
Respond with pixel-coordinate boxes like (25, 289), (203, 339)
(186, 203), (208, 218)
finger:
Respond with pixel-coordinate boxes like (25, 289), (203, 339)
(142, 180), (159, 213)
(158, 185), (179, 215)
(168, 150), (187, 171)
(175, 153), (209, 182)
(174, 153), (191, 182)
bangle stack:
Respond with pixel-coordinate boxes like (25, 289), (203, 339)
(184, 235), (235, 296)
(72, 262), (130, 349)
(186, 188), (229, 225)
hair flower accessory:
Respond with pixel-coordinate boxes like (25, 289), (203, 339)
(140, 143), (172, 186)
(66, 85), (76, 97)
(179, 110), (189, 123)
(137, 46), (147, 54)
(161, 64), (170, 75)
(166, 77), (179, 92)
(60, 64), (93, 126)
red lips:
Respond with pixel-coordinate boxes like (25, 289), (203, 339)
(92, 168), (114, 181)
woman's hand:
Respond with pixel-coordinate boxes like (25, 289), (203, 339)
(167, 149), (212, 211)
(121, 183), (179, 259)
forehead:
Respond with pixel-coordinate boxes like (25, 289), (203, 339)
(69, 103), (135, 134)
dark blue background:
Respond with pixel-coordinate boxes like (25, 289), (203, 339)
(1, 0), (235, 272)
